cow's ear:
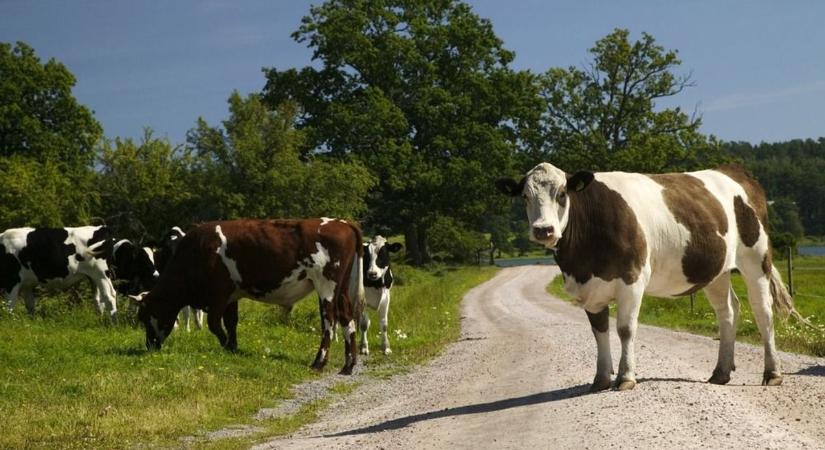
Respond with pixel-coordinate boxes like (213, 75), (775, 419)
(495, 177), (525, 197)
(387, 242), (403, 253)
(567, 171), (594, 192)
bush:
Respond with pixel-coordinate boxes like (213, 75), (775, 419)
(427, 217), (488, 263)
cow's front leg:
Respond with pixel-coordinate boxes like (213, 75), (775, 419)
(359, 310), (370, 355)
(586, 307), (612, 392)
(22, 287), (36, 316)
(615, 285), (644, 391)
(311, 296), (334, 371)
(222, 301), (239, 352)
(207, 308), (228, 348)
(378, 290), (392, 354)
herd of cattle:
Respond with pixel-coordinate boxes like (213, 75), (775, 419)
(0, 218), (401, 374)
(0, 162), (804, 390)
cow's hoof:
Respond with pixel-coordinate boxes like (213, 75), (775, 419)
(359, 347), (369, 356)
(615, 379), (636, 391)
(310, 361), (326, 372)
(383, 348), (392, 355)
(708, 368), (731, 385)
(762, 371), (783, 386)
(339, 366), (354, 375)
(589, 375), (612, 393)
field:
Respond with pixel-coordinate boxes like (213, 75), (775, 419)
(547, 256), (825, 357)
(0, 264), (497, 449)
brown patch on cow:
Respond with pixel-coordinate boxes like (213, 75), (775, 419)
(617, 325), (631, 341)
(734, 196), (761, 247)
(716, 164), (769, 227)
(555, 180), (647, 285)
(586, 309), (609, 333)
(762, 252), (772, 276)
(650, 174), (728, 286)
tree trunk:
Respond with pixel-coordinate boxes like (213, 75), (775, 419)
(405, 225), (422, 266)
(417, 223), (431, 264)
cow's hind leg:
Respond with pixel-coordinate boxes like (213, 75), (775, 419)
(311, 296), (334, 371)
(586, 307), (612, 392)
(739, 256), (783, 386)
(207, 309), (229, 348)
(705, 272), (737, 384)
(22, 287), (36, 316)
(222, 301), (239, 352)
(338, 305), (358, 375)
(615, 283), (645, 391)
(378, 289), (392, 354)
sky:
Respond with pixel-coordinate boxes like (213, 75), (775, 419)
(2, 0), (824, 146)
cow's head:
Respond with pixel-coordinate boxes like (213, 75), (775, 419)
(134, 293), (176, 350)
(364, 236), (403, 281)
(112, 240), (159, 295)
(496, 163), (594, 248)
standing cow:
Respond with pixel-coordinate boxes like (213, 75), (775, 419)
(149, 226), (203, 331)
(497, 162), (802, 391)
(0, 226), (118, 317)
(131, 218), (365, 374)
(110, 239), (159, 296)
(359, 236), (403, 355)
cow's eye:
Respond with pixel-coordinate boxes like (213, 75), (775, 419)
(558, 191), (567, 201)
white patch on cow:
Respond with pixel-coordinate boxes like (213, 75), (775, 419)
(320, 217), (333, 226)
(143, 247), (160, 277)
(215, 225), (243, 284)
(308, 242), (337, 302)
(324, 318), (334, 338)
(170, 227), (183, 239)
(365, 236), (389, 281)
(112, 239), (130, 254)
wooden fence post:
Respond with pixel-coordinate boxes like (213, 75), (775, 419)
(786, 246), (794, 297)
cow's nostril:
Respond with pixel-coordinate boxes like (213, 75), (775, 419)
(532, 227), (554, 240)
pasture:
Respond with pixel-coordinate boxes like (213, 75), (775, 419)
(0, 264), (497, 449)
(547, 255), (825, 357)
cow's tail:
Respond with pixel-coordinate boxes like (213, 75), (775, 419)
(348, 225), (366, 321)
(769, 265), (815, 329)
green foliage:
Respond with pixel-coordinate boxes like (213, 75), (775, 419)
(0, 155), (83, 227)
(535, 29), (725, 173)
(768, 197), (804, 238)
(427, 216), (487, 263)
(263, 0), (539, 263)
(96, 129), (197, 239)
(187, 92), (375, 220)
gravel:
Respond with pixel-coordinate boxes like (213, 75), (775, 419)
(254, 265), (825, 449)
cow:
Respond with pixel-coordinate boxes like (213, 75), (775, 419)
(497, 162), (804, 391)
(131, 218), (366, 374)
(110, 239), (159, 296)
(359, 236), (403, 355)
(149, 226), (203, 331)
(0, 226), (118, 317)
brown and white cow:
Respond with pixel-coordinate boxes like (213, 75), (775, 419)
(132, 218), (365, 374)
(497, 162), (803, 391)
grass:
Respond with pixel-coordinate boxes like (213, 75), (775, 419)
(0, 264), (497, 449)
(546, 256), (825, 357)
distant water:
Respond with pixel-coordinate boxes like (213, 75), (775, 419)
(799, 246), (825, 256)
(494, 257), (556, 267)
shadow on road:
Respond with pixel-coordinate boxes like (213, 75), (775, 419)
(325, 383), (590, 437)
(789, 364), (825, 377)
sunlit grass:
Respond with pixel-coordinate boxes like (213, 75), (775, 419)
(0, 264), (497, 449)
(546, 256), (825, 357)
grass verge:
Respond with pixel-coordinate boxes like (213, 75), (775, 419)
(546, 256), (825, 357)
(0, 264), (497, 449)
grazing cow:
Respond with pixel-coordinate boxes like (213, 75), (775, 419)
(497, 163), (803, 391)
(0, 226), (117, 316)
(110, 239), (159, 295)
(132, 218), (365, 374)
(150, 227), (203, 331)
(359, 236), (403, 355)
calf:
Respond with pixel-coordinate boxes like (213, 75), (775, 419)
(498, 163), (803, 390)
(0, 226), (118, 317)
(132, 218), (365, 374)
(359, 236), (402, 355)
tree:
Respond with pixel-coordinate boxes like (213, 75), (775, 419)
(0, 41), (102, 227)
(96, 129), (197, 240)
(535, 29), (724, 173)
(186, 91), (375, 221)
(262, 0), (539, 264)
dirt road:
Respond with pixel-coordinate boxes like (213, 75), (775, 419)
(256, 266), (825, 449)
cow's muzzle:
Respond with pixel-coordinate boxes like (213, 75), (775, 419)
(532, 226), (555, 241)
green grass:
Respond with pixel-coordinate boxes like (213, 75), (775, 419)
(0, 264), (497, 449)
(547, 256), (825, 357)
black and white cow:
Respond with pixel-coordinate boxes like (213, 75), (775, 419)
(150, 226), (203, 331)
(110, 239), (159, 296)
(498, 163), (802, 391)
(0, 226), (117, 316)
(131, 218), (366, 374)
(359, 236), (403, 355)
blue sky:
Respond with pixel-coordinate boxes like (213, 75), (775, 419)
(2, 1), (824, 146)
